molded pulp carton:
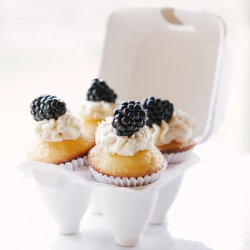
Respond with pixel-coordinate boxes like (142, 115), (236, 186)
(19, 7), (229, 247)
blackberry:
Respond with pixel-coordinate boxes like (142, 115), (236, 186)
(112, 101), (147, 137)
(30, 94), (66, 121)
(142, 96), (174, 128)
(87, 78), (117, 103)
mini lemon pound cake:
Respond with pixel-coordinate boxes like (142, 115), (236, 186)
(28, 94), (95, 165)
(142, 96), (198, 164)
(87, 101), (166, 187)
(79, 78), (117, 137)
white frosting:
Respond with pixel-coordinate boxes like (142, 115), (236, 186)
(151, 120), (171, 146)
(79, 101), (116, 121)
(151, 110), (198, 146)
(95, 117), (154, 156)
(35, 110), (81, 142)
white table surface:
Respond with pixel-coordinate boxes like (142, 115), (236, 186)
(1, 139), (250, 250)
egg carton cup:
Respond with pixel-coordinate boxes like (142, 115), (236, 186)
(147, 149), (194, 225)
(18, 161), (92, 235)
(18, 153), (199, 245)
(94, 184), (159, 246)
(84, 155), (198, 246)
(149, 151), (198, 225)
(149, 173), (184, 225)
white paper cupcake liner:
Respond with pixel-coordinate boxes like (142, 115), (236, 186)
(89, 161), (167, 187)
(84, 156), (90, 167)
(58, 156), (89, 171)
(163, 149), (193, 164)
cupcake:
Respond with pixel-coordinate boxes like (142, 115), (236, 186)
(87, 101), (167, 187)
(142, 96), (198, 164)
(27, 94), (95, 168)
(79, 78), (117, 137)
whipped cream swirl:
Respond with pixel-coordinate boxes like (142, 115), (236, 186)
(79, 101), (116, 121)
(95, 117), (154, 156)
(35, 110), (81, 142)
(151, 110), (198, 146)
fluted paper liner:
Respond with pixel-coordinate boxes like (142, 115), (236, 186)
(162, 149), (193, 164)
(88, 161), (167, 187)
(58, 156), (89, 171)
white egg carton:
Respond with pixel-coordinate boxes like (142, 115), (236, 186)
(19, 7), (229, 247)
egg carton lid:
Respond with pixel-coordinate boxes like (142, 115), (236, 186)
(98, 7), (229, 144)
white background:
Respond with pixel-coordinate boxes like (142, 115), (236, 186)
(0, 1), (250, 249)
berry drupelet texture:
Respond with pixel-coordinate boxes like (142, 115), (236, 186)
(87, 78), (117, 103)
(112, 101), (147, 137)
(142, 96), (174, 128)
(30, 94), (66, 121)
